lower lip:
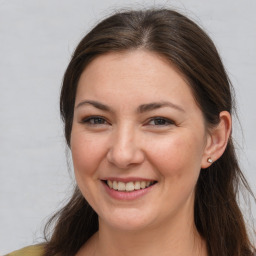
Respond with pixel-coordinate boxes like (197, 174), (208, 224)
(102, 181), (156, 200)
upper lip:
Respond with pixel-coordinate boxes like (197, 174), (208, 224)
(101, 177), (157, 183)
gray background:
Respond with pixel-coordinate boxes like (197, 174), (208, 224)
(0, 0), (255, 254)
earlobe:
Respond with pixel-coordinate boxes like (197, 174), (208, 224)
(201, 111), (232, 169)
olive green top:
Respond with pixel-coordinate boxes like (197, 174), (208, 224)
(5, 245), (44, 256)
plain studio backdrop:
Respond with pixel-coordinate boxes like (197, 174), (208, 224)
(0, 0), (255, 254)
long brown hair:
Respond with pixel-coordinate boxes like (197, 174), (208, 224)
(43, 8), (255, 256)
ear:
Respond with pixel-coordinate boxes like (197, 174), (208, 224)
(201, 111), (232, 169)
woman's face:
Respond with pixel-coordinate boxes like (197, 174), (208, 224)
(71, 50), (210, 231)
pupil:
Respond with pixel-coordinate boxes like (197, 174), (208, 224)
(155, 119), (165, 125)
(94, 118), (104, 124)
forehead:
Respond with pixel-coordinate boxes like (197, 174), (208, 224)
(75, 50), (197, 112)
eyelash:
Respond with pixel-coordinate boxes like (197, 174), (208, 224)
(80, 116), (109, 126)
(146, 117), (175, 126)
(80, 116), (175, 127)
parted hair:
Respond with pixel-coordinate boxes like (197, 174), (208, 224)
(43, 8), (255, 256)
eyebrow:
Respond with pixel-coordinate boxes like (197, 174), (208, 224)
(76, 100), (111, 111)
(138, 101), (185, 113)
(76, 100), (185, 113)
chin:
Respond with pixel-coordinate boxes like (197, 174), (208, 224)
(99, 208), (156, 232)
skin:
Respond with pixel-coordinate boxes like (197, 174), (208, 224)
(71, 50), (231, 256)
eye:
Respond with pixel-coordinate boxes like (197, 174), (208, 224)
(81, 116), (109, 125)
(147, 117), (175, 126)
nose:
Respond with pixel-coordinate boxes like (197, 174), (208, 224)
(107, 125), (145, 169)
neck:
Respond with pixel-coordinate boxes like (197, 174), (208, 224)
(80, 213), (208, 256)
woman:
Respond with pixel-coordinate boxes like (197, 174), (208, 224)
(7, 8), (255, 256)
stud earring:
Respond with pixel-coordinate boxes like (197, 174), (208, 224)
(207, 157), (213, 163)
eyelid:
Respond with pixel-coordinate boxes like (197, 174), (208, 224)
(80, 115), (110, 125)
(146, 117), (176, 126)
(79, 115), (175, 127)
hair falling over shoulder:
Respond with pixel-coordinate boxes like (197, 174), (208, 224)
(43, 8), (255, 256)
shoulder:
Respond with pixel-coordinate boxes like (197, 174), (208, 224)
(5, 244), (45, 256)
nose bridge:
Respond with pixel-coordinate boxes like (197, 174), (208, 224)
(116, 122), (134, 149)
(107, 122), (144, 168)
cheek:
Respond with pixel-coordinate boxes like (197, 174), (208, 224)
(71, 132), (107, 177)
(70, 132), (109, 208)
(147, 133), (204, 179)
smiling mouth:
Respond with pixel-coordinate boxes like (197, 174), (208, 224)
(103, 180), (157, 192)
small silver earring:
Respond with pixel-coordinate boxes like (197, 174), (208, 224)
(207, 157), (213, 163)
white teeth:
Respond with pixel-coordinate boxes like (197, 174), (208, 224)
(117, 182), (126, 191)
(113, 181), (118, 190)
(134, 181), (141, 190)
(107, 180), (113, 189)
(106, 180), (154, 191)
(140, 181), (146, 189)
(126, 182), (135, 191)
